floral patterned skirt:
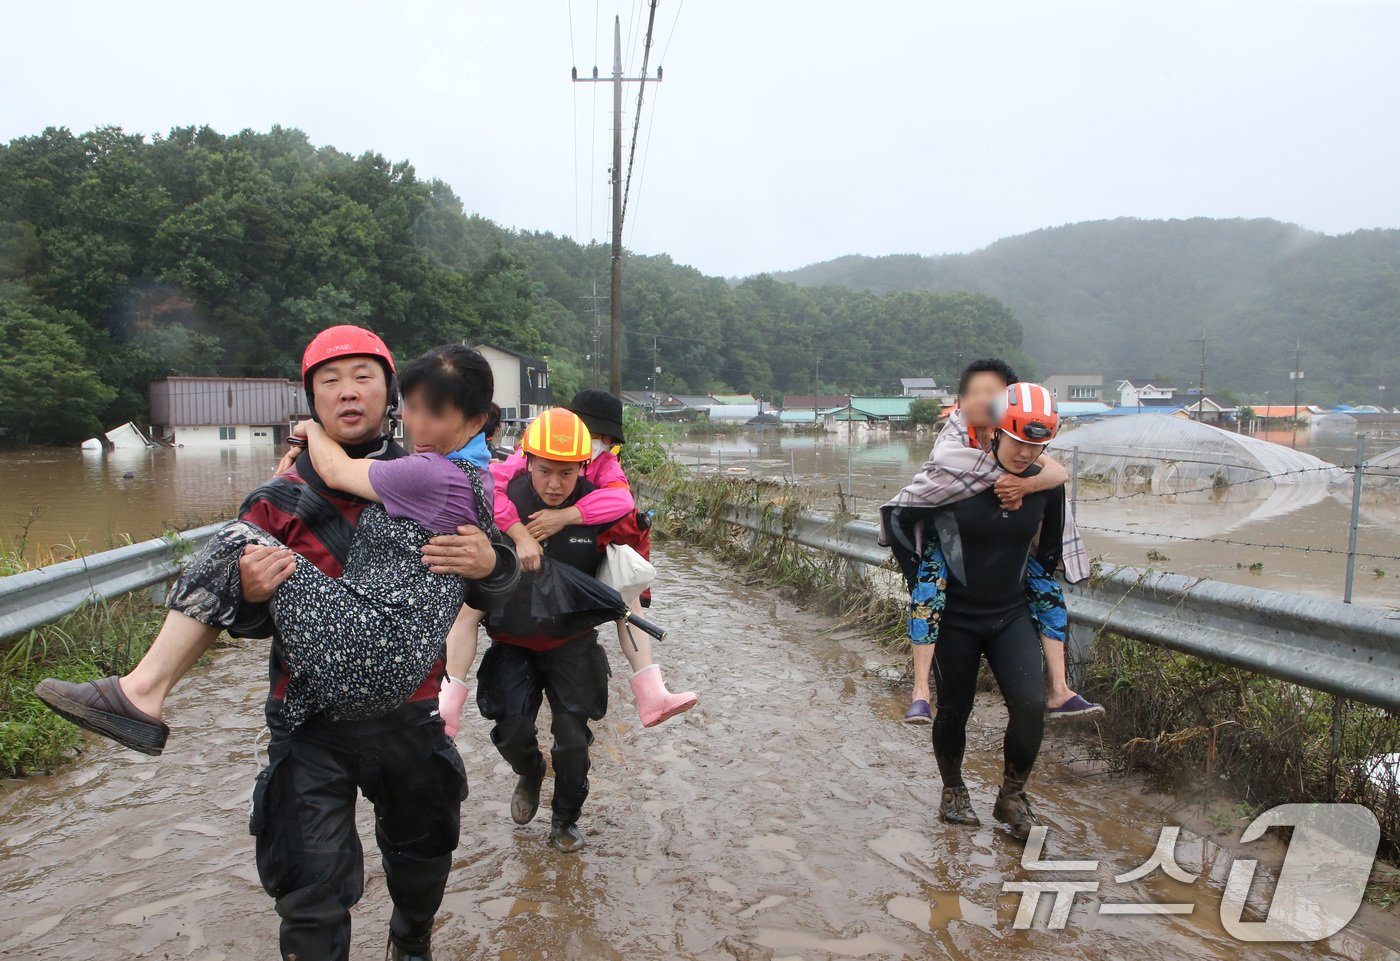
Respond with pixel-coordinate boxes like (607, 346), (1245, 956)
(907, 540), (1067, 645)
(167, 506), (465, 728)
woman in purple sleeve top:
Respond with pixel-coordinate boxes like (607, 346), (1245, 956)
(65, 345), (517, 731)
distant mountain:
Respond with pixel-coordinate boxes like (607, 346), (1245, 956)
(773, 218), (1400, 404)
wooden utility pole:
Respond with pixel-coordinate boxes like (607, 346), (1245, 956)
(1190, 329), (1211, 422)
(573, 9), (662, 395)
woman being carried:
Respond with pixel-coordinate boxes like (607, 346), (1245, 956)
(39, 345), (516, 735)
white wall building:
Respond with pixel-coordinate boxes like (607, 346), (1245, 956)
(149, 377), (307, 448)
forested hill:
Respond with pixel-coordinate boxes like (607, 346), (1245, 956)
(0, 125), (1027, 443)
(775, 218), (1400, 404)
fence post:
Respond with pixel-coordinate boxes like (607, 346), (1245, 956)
(1071, 446), (1080, 512)
(790, 450), (796, 482)
(846, 445), (853, 509)
(1343, 433), (1366, 604)
(717, 448), (722, 471)
(1331, 433), (1367, 799)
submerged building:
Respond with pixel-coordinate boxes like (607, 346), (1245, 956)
(148, 377), (308, 448)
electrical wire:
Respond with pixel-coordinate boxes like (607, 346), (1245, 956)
(588, 0), (600, 244)
(567, 0), (581, 243)
(619, 0), (659, 229)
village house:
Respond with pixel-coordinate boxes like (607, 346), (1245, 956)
(899, 378), (956, 406)
(1043, 374), (1106, 404)
(148, 377), (307, 448)
(474, 344), (553, 424)
(1176, 395), (1240, 426)
(1116, 379), (1181, 410)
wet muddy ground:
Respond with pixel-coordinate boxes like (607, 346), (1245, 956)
(3, 544), (1398, 960)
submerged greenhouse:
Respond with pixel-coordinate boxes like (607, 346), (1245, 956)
(1047, 414), (1343, 499)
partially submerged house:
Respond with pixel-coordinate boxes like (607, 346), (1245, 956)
(148, 377), (307, 448)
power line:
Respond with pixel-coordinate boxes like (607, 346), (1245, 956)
(619, 0), (660, 227)
(567, 0), (581, 243)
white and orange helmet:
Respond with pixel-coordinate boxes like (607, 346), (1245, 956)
(991, 382), (1059, 445)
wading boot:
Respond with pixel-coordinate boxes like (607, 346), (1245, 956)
(629, 665), (698, 728)
(549, 818), (586, 853)
(940, 786), (982, 826)
(993, 784), (1040, 841)
(511, 770), (544, 825)
(386, 934), (433, 960)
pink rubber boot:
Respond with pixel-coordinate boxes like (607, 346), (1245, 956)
(629, 665), (698, 728)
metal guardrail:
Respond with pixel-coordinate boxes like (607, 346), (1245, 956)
(0, 524), (223, 640)
(639, 479), (1400, 713)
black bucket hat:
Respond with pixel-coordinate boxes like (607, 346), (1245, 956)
(569, 388), (625, 443)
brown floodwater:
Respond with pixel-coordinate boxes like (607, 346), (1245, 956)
(2, 545), (1398, 960)
(676, 428), (1400, 609)
(0, 447), (282, 561)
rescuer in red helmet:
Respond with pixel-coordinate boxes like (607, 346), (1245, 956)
(35, 325), (511, 961)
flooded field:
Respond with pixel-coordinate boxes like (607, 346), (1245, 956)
(674, 426), (1400, 610)
(2, 544), (1398, 960)
(0, 447), (282, 560)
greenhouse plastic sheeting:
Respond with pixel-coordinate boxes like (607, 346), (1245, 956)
(1048, 414), (1343, 499)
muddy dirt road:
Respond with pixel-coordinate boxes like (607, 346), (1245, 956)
(2, 544), (1397, 960)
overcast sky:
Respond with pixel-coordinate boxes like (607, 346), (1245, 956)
(4, 1), (1399, 278)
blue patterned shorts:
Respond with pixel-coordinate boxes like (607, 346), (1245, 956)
(907, 541), (1067, 645)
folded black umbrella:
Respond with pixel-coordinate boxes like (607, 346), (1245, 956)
(529, 558), (667, 641)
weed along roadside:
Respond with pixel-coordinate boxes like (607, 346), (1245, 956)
(0, 592), (164, 777)
(0, 526), (209, 777)
(634, 465), (1400, 903)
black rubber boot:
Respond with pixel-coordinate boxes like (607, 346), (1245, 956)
(511, 770), (544, 825)
(386, 934), (433, 960)
(549, 818), (586, 853)
(992, 781), (1040, 841)
(940, 786), (982, 826)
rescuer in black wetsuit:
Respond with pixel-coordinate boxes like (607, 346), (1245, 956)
(924, 383), (1068, 839)
(476, 408), (621, 853)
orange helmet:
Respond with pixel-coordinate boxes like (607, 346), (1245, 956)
(992, 382), (1059, 445)
(521, 408), (592, 462)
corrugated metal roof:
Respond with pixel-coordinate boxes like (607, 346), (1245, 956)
(848, 396), (915, 418)
(709, 393), (758, 405)
(149, 377), (304, 427)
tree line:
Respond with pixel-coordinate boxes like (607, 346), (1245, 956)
(0, 125), (1027, 444)
(777, 217), (1400, 405)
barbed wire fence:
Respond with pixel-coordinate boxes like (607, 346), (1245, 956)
(665, 434), (1400, 586)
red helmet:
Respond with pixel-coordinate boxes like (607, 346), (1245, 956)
(301, 325), (396, 383)
(301, 325), (398, 418)
(992, 382), (1059, 445)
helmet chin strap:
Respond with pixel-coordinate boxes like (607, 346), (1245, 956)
(991, 431), (1037, 477)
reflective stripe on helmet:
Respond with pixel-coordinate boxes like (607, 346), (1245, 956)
(521, 408), (592, 462)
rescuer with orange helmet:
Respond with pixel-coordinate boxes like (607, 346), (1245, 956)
(473, 408), (630, 853)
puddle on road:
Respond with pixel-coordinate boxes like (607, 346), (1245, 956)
(2, 544), (1398, 960)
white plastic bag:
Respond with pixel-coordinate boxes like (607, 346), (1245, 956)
(597, 543), (655, 610)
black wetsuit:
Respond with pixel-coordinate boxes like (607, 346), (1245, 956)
(931, 479), (1055, 790)
(477, 473), (616, 826)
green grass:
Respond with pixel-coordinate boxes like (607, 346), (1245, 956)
(0, 594), (166, 777)
(1, 529), (170, 778)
